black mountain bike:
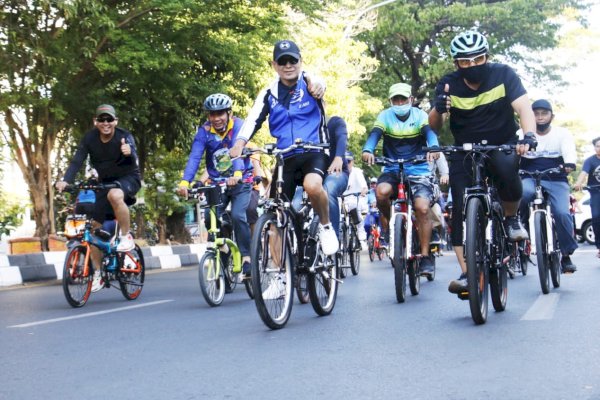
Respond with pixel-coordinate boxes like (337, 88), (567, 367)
(247, 141), (340, 329)
(426, 144), (515, 324)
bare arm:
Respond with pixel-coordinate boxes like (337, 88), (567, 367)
(512, 94), (536, 155)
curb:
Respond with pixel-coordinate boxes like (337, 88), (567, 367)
(0, 244), (207, 287)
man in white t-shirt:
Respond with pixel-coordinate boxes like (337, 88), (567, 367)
(343, 152), (368, 241)
(518, 99), (578, 272)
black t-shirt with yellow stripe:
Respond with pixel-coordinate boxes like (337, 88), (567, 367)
(435, 63), (526, 145)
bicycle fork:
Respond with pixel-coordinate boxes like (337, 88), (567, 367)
(528, 207), (553, 254)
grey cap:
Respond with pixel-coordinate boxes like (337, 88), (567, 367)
(95, 104), (116, 118)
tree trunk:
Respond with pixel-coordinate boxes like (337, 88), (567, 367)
(166, 211), (191, 244)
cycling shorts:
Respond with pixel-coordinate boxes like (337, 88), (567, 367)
(270, 152), (328, 201)
(94, 175), (141, 223)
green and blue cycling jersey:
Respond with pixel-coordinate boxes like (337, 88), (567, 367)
(363, 107), (438, 176)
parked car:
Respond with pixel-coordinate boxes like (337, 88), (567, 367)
(574, 192), (594, 245)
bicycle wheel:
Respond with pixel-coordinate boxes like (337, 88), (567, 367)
(520, 241), (529, 276)
(489, 216), (507, 312)
(367, 236), (375, 262)
(62, 245), (92, 308)
(465, 198), (489, 325)
(119, 245), (145, 301)
(339, 223), (349, 278)
(221, 251), (238, 294)
(295, 271), (310, 304)
(251, 212), (294, 329)
(349, 225), (360, 276)
(393, 214), (407, 303)
(308, 216), (339, 316)
(408, 259), (420, 296)
(550, 224), (561, 288)
(534, 212), (550, 294)
(198, 251), (226, 307)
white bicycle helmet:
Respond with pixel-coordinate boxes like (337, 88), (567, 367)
(203, 93), (233, 111)
(450, 31), (489, 59)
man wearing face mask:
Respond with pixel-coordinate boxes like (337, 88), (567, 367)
(429, 30), (537, 295)
(518, 99), (578, 272)
(362, 82), (440, 275)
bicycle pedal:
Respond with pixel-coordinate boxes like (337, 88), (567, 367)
(457, 291), (469, 301)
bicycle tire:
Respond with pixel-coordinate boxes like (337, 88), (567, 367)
(118, 245), (145, 301)
(349, 225), (360, 276)
(520, 240), (529, 276)
(550, 224), (561, 288)
(393, 214), (407, 303)
(251, 212), (294, 329)
(489, 215), (507, 312)
(465, 198), (489, 325)
(296, 271), (310, 304)
(308, 216), (339, 316)
(340, 223), (349, 278)
(62, 245), (92, 308)
(198, 251), (226, 307)
(367, 236), (375, 262)
(221, 252), (238, 294)
(426, 254), (435, 282)
(408, 259), (420, 296)
(534, 212), (550, 294)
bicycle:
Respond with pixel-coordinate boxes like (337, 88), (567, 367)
(339, 192), (362, 277)
(247, 141), (339, 329)
(60, 181), (145, 308)
(188, 182), (253, 306)
(425, 143), (515, 324)
(366, 208), (386, 262)
(519, 164), (564, 294)
(375, 156), (436, 303)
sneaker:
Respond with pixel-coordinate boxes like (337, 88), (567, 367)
(380, 231), (390, 249)
(504, 216), (529, 242)
(242, 261), (251, 280)
(319, 223), (339, 256)
(358, 229), (367, 242)
(561, 256), (577, 273)
(448, 273), (468, 294)
(420, 256), (434, 275)
(117, 233), (135, 252)
(262, 277), (285, 300)
(91, 270), (104, 293)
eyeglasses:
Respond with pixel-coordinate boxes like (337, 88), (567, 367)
(96, 116), (115, 123)
(455, 54), (486, 68)
(276, 56), (299, 66)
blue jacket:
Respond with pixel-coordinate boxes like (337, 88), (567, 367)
(237, 72), (329, 157)
(181, 117), (251, 183)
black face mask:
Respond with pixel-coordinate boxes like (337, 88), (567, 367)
(536, 122), (551, 131)
(458, 63), (489, 84)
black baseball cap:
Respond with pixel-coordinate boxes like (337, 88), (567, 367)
(532, 99), (552, 112)
(273, 40), (301, 62)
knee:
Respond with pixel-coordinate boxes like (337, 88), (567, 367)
(107, 189), (125, 204)
(304, 178), (323, 196)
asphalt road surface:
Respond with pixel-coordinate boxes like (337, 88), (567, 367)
(1, 244), (599, 400)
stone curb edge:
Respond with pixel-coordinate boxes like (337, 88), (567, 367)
(0, 244), (207, 287)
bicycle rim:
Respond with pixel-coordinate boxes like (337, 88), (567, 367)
(199, 252), (225, 306)
(489, 216), (507, 312)
(62, 245), (92, 308)
(393, 214), (407, 303)
(308, 248), (339, 316)
(534, 212), (550, 294)
(119, 245), (145, 300)
(251, 213), (293, 329)
(465, 198), (489, 324)
(350, 226), (360, 275)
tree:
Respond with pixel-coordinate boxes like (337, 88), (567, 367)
(360, 0), (589, 107)
(1, 0), (326, 249)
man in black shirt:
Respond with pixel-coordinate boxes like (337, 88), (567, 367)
(429, 31), (536, 295)
(57, 104), (141, 289)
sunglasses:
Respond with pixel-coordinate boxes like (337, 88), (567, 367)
(455, 54), (486, 68)
(96, 116), (115, 123)
(277, 56), (299, 66)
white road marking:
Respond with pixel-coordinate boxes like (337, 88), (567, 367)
(521, 293), (560, 321)
(7, 300), (174, 328)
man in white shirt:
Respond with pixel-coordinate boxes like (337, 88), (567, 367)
(518, 99), (578, 272)
(343, 152), (368, 241)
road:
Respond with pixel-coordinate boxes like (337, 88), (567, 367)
(1, 244), (599, 400)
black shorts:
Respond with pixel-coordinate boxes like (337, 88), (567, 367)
(270, 152), (328, 201)
(94, 175), (141, 223)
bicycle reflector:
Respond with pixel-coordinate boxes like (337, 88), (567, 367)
(64, 216), (86, 238)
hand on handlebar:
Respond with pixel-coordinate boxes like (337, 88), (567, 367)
(176, 185), (189, 198)
(362, 151), (374, 166)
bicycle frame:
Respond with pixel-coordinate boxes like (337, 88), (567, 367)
(389, 177), (413, 260)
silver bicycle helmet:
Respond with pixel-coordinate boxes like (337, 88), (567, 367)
(203, 93), (233, 111)
(450, 31), (489, 59)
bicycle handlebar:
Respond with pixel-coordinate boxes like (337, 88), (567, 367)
(241, 140), (329, 157)
(423, 143), (516, 154)
(519, 167), (564, 177)
(374, 155), (427, 166)
(64, 181), (120, 193)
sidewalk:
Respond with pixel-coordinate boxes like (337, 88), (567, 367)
(0, 243), (206, 287)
